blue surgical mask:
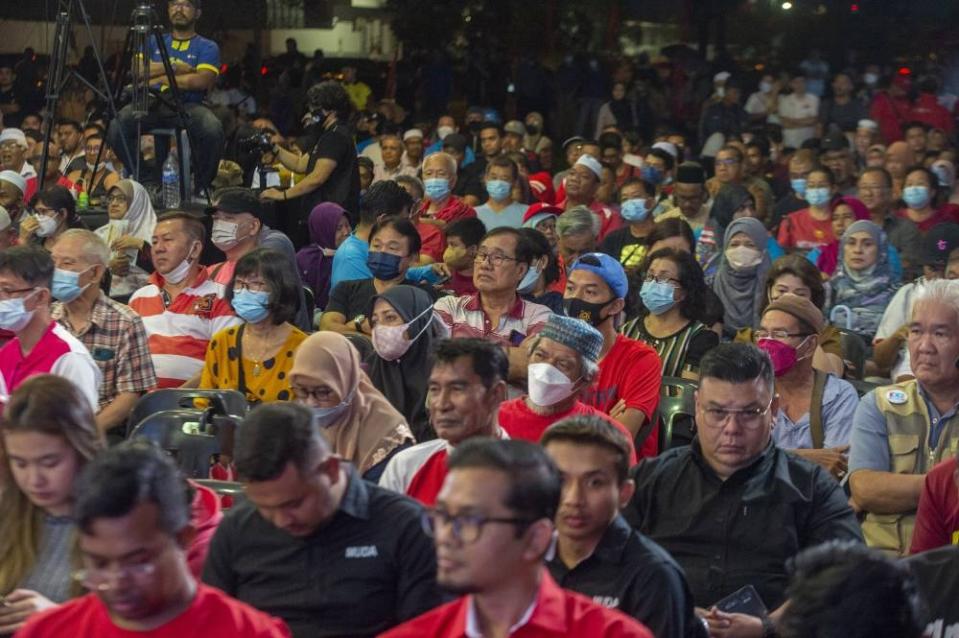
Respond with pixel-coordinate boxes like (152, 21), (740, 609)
(790, 178), (807, 197)
(485, 179), (512, 202)
(640, 280), (677, 315)
(805, 187), (831, 207)
(641, 165), (664, 185)
(368, 251), (403, 280)
(51, 267), (92, 303)
(232, 288), (271, 324)
(424, 178), (451, 201)
(903, 185), (931, 209)
(620, 198), (650, 222)
(311, 390), (355, 428)
(517, 265), (541, 295)
(0, 290), (38, 332)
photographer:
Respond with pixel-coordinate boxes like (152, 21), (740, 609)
(259, 80), (360, 227)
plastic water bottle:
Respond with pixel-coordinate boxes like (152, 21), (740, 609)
(162, 152), (180, 208)
(77, 189), (89, 211)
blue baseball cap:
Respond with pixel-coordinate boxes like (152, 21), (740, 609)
(569, 252), (628, 299)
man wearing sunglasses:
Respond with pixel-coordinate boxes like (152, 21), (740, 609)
(624, 342), (862, 638)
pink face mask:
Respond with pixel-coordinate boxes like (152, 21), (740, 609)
(757, 337), (809, 377)
(371, 305), (434, 361)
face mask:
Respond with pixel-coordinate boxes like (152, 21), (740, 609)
(34, 214), (59, 238)
(790, 178), (807, 197)
(371, 305), (434, 361)
(620, 198), (650, 222)
(424, 178), (450, 201)
(725, 245), (763, 270)
(527, 363), (579, 407)
(804, 187), (831, 207)
(436, 125), (455, 140)
(759, 81), (773, 94)
(640, 165), (664, 185)
(526, 124), (540, 135)
(0, 290), (38, 332)
(311, 390), (355, 428)
(468, 121), (483, 133)
(517, 264), (541, 295)
(715, 86), (726, 98)
(485, 179), (512, 202)
(232, 288), (271, 323)
(564, 297), (611, 327)
(443, 245), (467, 267)
(368, 251), (404, 280)
(640, 280), (676, 315)
(757, 337), (809, 377)
(164, 242), (199, 285)
(864, 72), (878, 86)
(51, 267), (92, 303)
(211, 219), (249, 251)
(903, 185), (931, 209)
(932, 165), (951, 188)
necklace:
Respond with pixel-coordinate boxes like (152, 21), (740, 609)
(242, 325), (287, 377)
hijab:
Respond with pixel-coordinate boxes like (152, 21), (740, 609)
(366, 285), (444, 441)
(816, 196), (871, 275)
(713, 216), (772, 334)
(114, 180), (156, 243)
(296, 203), (347, 310)
(698, 183), (754, 284)
(289, 332), (414, 475)
(829, 219), (899, 337)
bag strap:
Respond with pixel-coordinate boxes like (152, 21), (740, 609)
(810, 370), (828, 449)
(235, 323), (250, 401)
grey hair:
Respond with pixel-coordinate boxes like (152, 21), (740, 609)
(57, 229), (110, 266)
(423, 151), (458, 177)
(556, 205), (600, 239)
(912, 279), (959, 322)
(526, 334), (600, 383)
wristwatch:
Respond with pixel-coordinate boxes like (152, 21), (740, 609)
(761, 615), (777, 638)
(353, 314), (366, 331)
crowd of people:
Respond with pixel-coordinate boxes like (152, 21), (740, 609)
(1, 1), (959, 637)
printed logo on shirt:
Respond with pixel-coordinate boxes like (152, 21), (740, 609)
(192, 294), (216, 316)
(345, 545), (379, 558)
(592, 596), (620, 608)
(952, 530), (959, 545)
(924, 618), (959, 638)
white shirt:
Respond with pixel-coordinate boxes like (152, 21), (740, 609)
(778, 93), (820, 149)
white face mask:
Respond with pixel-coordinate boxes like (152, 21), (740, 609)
(436, 125), (455, 140)
(211, 219), (246, 251)
(527, 362), (580, 407)
(35, 214), (59, 238)
(163, 242), (199, 285)
(725, 245), (763, 270)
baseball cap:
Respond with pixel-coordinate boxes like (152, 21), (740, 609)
(920, 223), (959, 267)
(562, 136), (586, 150)
(442, 133), (467, 153)
(504, 120), (527, 137)
(675, 161), (706, 184)
(207, 187), (263, 220)
(820, 133), (850, 152)
(569, 252), (628, 299)
(522, 202), (562, 228)
(652, 141), (679, 159)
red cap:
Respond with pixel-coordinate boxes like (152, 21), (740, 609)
(527, 171), (556, 205)
(522, 202), (563, 228)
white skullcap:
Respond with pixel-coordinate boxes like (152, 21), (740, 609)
(575, 154), (603, 180)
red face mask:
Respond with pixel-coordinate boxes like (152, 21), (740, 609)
(757, 337), (806, 377)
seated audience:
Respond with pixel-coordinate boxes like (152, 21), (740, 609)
(64, 134), (118, 206)
(200, 248), (307, 404)
(557, 205), (600, 268)
(777, 166), (837, 255)
(96, 179), (156, 300)
(600, 177), (656, 270)
(379, 338), (510, 506)
(368, 285), (446, 441)
(50, 230), (157, 436)
(542, 417), (703, 638)
(857, 166), (922, 278)
(695, 182), (750, 283)
(289, 331), (414, 480)
(19, 185), (86, 251)
(564, 252), (662, 455)
(0, 128), (38, 201)
(910, 451), (959, 554)
(517, 227), (565, 314)
(296, 202), (351, 311)
(0, 245), (100, 409)
(658, 161), (710, 232)
(381, 439), (654, 638)
(805, 195), (870, 276)
(561, 154), (622, 241)
(498, 314), (637, 462)
(906, 536), (959, 635)
(475, 155), (528, 230)
(203, 402), (440, 638)
(755, 294), (858, 478)
(522, 202), (561, 252)
(850, 280), (959, 556)
(440, 216), (486, 297)
(415, 151), (477, 262)
(622, 247), (718, 380)
(624, 342), (863, 624)
(0, 170), (28, 220)
(713, 217), (773, 338)
(18, 440), (289, 638)
(900, 165), (954, 232)
(129, 212), (240, 388)
(827, 219), (900, 340)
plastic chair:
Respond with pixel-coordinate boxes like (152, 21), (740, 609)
(127, 389), (248, 437)
(657, 377), (699, 451)
(129, 409), (223, 478)
(835, 328), (869, 380)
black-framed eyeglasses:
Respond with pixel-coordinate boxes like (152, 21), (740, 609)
(474, 250), (518, 267)
(754, 329), (811, 341)
(643, 273), (681, 286)
(421, 508), (533, 544)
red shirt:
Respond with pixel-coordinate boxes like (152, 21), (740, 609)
(910, 457), (959, 554)
(869, 91), (912, 144)
(582, 334), (662, 459)
(911, 93), (954, 134)
(498, 397), (637, 464)
(378, 570), (653, 638)
(777, 208), (835, 252)
(188, 481), (223, 579)
(448, 270), (477, 297)
(897, 206), (959, 233)
(416, 196), (477, 262)
(18, 583), (291, 638)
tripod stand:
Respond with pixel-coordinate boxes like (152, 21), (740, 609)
(39, 0), (133, 191)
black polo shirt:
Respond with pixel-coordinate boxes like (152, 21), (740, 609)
(547, 515), (705, 638)
(906, 545), (959, 635)
(202, 465), (442, 638)
(623, 439), (863, 611)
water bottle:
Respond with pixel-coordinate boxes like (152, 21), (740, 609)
(77, 189), (89, 211)
(162, 151), (180, 208)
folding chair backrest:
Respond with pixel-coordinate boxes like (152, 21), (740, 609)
(658, 377), (699, 451)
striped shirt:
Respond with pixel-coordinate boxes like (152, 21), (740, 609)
(621, 318), (718, 379)
(433, 293), (552, 347)
(129, 269), (241, 388)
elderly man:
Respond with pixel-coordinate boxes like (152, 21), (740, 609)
(0, 207), (16, 251)
(402, 128), (425, 169)
(755, 294), (859, 479)
(625, 342), (863, 635)
(857, 167), (921, 277)
(0, 128), (37, 201)
(498, 313), (636, 462)
(850, 279), (959, 556)
(50, 230), (156, 437)
(0, 170), (27, 217)
(563, 154), (620, 240)
(557, 205), (600, 269)
(373, 133), (417, 183)
(658, 162), (710, 231)
(380, 338), (510, 505)
(414, 151), (476, 262)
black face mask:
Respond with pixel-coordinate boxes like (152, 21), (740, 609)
(468, 121), (483, 133)
(564, 297), (612, 327)
(526, 124), (540, 135)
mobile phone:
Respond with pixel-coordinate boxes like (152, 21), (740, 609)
(714, 585), (767, 617)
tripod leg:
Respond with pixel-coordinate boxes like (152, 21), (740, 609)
(38, 10), (72, 189)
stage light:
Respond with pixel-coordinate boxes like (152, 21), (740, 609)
(781, 1), (793, 10)
(898, 66), (911, 76)
(260, 65), (268, 76)
(850, 3), (859, 11)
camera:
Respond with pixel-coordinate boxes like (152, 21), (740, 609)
(238, 129), (275, 155)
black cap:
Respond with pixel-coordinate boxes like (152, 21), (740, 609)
(675, 161), (706, 184)
(442, 133), (467, 153)
(207, 187), (263, 220)
(920, 223), (959, 266)
(562, 136), (586, 150)
(820, 133), (850, 152)
(169, 0), (200, 7)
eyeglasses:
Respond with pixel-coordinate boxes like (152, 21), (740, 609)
(716, 158), (740, 166)
(754, 329), (811, 341)
(644, 273), (680, 286)
(701, 398), (773, 431)
(233, 279), (270, 293)
(291, 385), (337, 403)
(106, 195), (128, 204)
(474, 250), (518, 267)
(421, 508), (533, 544)
(72, 561), (158, 591)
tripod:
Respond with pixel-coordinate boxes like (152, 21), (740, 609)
(39, 0), (133, 192)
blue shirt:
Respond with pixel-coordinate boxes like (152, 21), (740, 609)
(150, 34), (220, 103)
(771, 374), (859, 449)
(329, 233), (440, 291)
(426, 140), (475, 167)
(475, 202), (529, 231)
(849, 385), (959, 474)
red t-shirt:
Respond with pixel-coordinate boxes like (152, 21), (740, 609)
(581, 334), (662, 459)
(897, 206), (959, 233)
(405, 446), (450, 507)
(18, 584), (291, 638)
(498, 397), (637, 464)
(415, 196), (477, 262)
(777, 208), (835, 252)
(910, 456), (959, 554)
(447, 270), (477, 297)
(187, 481), (223, 579)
